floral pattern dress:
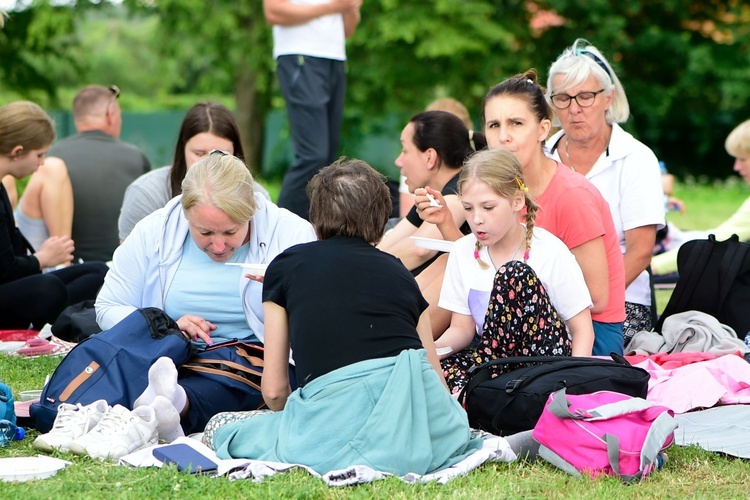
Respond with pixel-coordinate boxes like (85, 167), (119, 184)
(441, 260), (572, 394)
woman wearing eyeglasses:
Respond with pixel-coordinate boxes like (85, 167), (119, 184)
(545, 39), (664, 346)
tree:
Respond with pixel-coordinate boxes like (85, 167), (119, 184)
(530, 0), (750, 178)
(0, 3), (79, 104)
(123, 0), (274, 176)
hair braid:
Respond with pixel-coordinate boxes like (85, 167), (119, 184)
(474, 240), (490, 269)
(522, 195), (539, 262)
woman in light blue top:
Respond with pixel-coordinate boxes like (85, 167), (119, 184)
(97, 151), (316, 437)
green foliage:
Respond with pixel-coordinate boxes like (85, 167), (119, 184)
(0, 4), (78, 104)
(4, 0), (750, 179)
(121, 0), (275, 173)
(532, 0), (750, 178)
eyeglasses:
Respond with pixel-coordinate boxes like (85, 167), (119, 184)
(106, 85), (120, 114)
(550, 89), (605, 109)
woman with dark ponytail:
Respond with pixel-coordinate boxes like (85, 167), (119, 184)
(378, 110), (486, 274)
(378, 111), (486, 339)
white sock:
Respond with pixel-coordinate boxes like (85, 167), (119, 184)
(134, 357), (187, 412)
(150, 395), (185, 443)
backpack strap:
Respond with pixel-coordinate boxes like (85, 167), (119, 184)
(603, 411), (678, 482)
(717, 234), (748, 306)
(546, 388), (656, 420)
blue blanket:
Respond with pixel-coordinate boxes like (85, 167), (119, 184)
(213, 349), (483, 475)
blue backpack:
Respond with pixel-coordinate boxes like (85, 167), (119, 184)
(30, 308), (195, 433)
(0, 380), (15, 426)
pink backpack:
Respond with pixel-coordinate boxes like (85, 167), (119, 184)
(532, 389), (678, 482)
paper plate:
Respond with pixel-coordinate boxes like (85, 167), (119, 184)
(224, 263), (268, 276)
(0, 456), (70, 482)
(19, 390), (43, 402)
(0, 342), (26, 353)
(409, 237), (454, 253)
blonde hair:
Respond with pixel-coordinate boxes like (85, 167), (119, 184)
(425, 97), (473, 130)
(0, 101), (56, 156)
(458, 149), (538, 269)
(181, 152), (256, 223)
(546, 39), (630, 127)
(725, 119), (750, 159)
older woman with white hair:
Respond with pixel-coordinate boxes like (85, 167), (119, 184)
(545, 39), (665, 345)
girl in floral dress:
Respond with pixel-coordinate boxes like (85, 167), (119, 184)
(428, 148), (594, 394)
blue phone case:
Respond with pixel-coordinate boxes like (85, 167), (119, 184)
(152, 443), (218, 473)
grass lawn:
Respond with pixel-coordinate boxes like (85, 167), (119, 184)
(1, 179), (748, 497)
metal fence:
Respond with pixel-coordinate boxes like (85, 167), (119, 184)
(49, 110), (403, 181)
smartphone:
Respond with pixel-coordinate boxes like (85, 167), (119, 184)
(152, 443), (218, 473)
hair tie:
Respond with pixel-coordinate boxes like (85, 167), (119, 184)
(526, 78), (534, 85)
(474, 249), (480, 260)
(515, 177), (529, 193)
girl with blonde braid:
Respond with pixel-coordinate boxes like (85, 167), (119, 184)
(434, 148), (594, 394)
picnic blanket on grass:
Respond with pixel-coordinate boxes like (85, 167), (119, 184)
(675, 405), (750, 459)
(120, 432), (516, 485)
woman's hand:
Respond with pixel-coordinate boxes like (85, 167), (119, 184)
(34, 235), (74, 269)
(177, 314), (216, 345)
(414, 186), (450, 226)
(244, 273), (264, 283)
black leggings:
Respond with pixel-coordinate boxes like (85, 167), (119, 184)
(0, 262), (109, 329)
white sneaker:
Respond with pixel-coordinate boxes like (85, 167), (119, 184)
(33, 400), (110, 452)
(69, 404), (158, 460)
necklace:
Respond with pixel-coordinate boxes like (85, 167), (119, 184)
(488, 225), (527, 269)
(563, 137), (577, 172)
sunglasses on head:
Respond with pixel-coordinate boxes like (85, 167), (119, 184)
(573, 41), (613, 82)
(104, 85), (120, 115)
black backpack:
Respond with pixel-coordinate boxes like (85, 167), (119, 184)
(655, 234), (750, 340)
(459, 355), (650, 436)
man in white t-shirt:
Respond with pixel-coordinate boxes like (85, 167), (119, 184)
(264, 0), (362, 220)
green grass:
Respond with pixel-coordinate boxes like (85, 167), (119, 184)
(1, 180), (748, 497)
